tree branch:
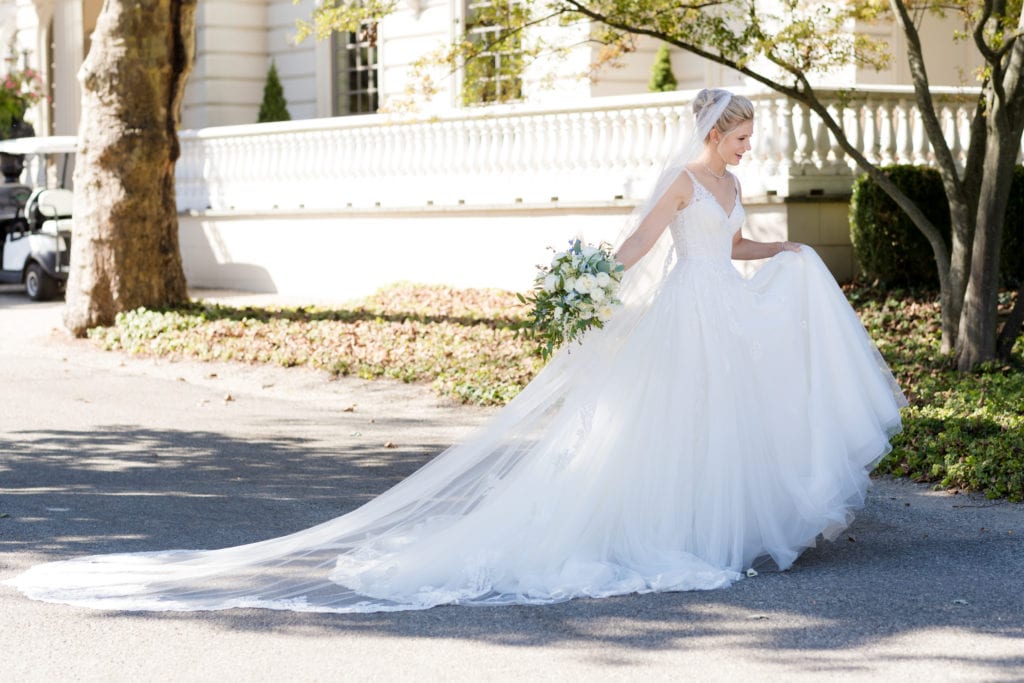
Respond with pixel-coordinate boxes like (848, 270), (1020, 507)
(560, 0), (806, 100)
(999, 10), (1024, 108)
(973, 0), (999, 64)
(889, 0), (965, 203)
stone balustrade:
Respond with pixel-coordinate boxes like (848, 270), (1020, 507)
(175, 86), (1017, 214)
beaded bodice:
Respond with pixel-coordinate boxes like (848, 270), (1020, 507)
(669, 170), (745, 262)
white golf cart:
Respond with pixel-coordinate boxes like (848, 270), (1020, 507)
(0, 136), (76, 301)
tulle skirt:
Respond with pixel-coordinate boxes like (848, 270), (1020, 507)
(5, 248), (905, 612)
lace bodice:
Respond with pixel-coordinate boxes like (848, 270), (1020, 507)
(669, 170), (745, 261)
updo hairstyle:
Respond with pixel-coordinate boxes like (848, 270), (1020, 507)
(692, 89), (754, 141)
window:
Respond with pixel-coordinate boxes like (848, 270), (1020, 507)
(463, 0), (524, 105)
(332, 23), (379, 116)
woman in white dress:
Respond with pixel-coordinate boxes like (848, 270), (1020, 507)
(5, 89), (906, 613)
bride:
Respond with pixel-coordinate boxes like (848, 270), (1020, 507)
(5, 89), (906, 612)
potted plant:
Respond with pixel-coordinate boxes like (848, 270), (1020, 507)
(1, 55), (45, 181)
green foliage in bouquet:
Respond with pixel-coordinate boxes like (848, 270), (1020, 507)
(517, 239), (625, 360)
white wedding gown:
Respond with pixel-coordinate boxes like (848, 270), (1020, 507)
(6, 175), (906, 612)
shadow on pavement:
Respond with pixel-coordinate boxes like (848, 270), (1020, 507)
(1, 425), (1022, 674)
(0, 426), (443, 555)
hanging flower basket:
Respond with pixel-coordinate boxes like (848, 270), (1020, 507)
(1, 60), (45, 140)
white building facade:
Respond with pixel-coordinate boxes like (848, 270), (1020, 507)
(1, 0), (1005, 299)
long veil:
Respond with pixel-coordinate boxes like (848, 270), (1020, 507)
(5, 93), (739, 612)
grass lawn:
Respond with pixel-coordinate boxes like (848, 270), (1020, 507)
(89, 283), (1023, 501)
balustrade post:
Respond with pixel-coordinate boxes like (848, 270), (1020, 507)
(621, 110), (639, 174)
(813, 106), (831, 172)
(878, 101), (895, 165)
(862, 98), (877, 165)
(843, 100), (861, 173)
(798, 103), (815, 169)
(895, 98), (912, 164)
(917, 105), (933, 165)
(941, 104), (962, 173)
(757, 98), (778, 178)
(776, 98), (794, 176)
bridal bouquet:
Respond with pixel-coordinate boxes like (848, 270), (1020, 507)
(518, 238), (625, 359)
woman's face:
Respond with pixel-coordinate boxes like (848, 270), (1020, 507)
(713, 118), (754, 166)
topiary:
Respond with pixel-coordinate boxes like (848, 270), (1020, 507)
(258, 61), (291, 123)
(648, 44), (678, 93)
(850, 165), (1024, 287)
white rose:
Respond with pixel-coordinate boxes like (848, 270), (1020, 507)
(563, 277), (576, 293)
(596, 304), (614, 322)
(581, 245), (599, 258)
(574, 274), (597, 294)
(589, 287), (605, 303)
(595, 271), (611, 288)
(579, 310), (593, 320)
(543, 273), (559, 292)
(552, 306), (564, 319)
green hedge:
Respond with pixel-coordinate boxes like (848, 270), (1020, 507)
(850, 165), (1024, 287)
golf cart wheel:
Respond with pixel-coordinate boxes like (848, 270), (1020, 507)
(25, 262), (58, 301)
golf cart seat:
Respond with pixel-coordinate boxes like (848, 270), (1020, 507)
(25, 188), (73, 232)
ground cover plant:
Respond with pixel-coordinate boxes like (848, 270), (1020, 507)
(88, 284), (542, 406)
(849, 285), (1023, 501)
(90, 283), (1023, 501)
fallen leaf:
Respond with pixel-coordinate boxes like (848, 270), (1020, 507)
(384, 441), (398, 449)
(224, 394), (235, 402)
(0, 513), (10, 519)
(342, 404), (357, 413)
(951, 599), (968, 605)
(748, 614), (769, 620)
(847, 535), (856, 542)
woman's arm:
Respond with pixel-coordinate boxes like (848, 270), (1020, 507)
(728, 178), (800, 260)
(731, 230), (802, 260)
(615, 174), (691, 270)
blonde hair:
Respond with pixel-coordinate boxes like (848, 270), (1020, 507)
(693, 89), (754, 141)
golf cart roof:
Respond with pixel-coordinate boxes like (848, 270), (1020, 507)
(0, 136), (77, 155)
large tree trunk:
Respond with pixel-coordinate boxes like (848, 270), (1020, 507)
(955, 111), (1020, 369)
(63, 0), (197, 336)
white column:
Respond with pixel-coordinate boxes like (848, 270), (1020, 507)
(50, 0), (83, 136)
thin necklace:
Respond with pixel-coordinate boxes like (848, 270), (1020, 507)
(703, 163), (727, 180)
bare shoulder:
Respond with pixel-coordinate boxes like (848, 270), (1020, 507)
(731, 173), (743, 196)
(666, 169), (695, 210)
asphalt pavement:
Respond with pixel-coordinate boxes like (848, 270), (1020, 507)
(1, 285), (1022, 681)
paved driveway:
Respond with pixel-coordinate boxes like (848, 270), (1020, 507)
(1, 289), (1021, 681)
